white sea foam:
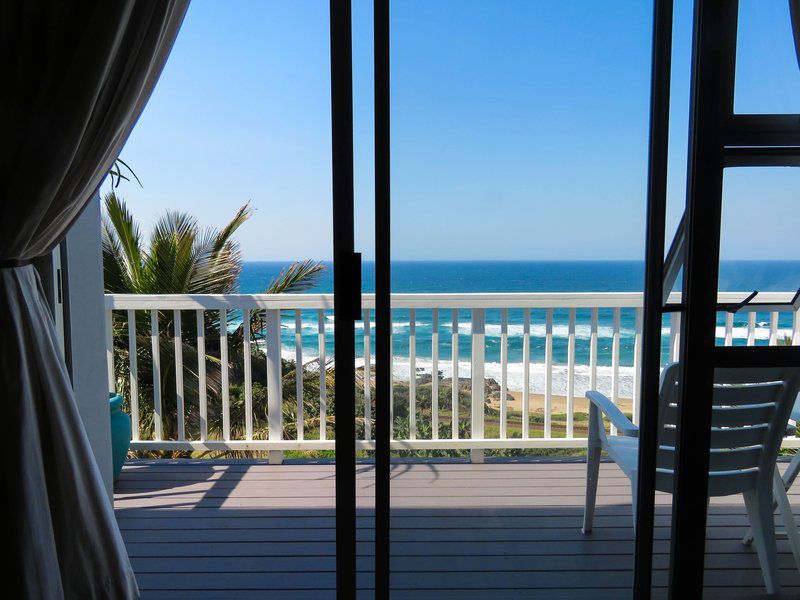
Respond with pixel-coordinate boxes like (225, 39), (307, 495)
(285, 318), (637, 339)
(285, 317), (788, 341)
(278, 346), (635, 398)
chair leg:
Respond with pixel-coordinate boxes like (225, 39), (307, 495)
(743, 456), (800, 546)
(773, 467), (800, 573)
(743, 486), (780, 595)
(582, 406), (602, 535)
(582, 442), (600, 534)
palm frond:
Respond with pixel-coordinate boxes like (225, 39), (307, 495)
(189, 227), (241, 294)
(212, 202), (253, 256)
(102, 222), (132, 293)
(265, 260), (326, 294)
(114, 158), (143, 187)
(102, 192), (145, 292)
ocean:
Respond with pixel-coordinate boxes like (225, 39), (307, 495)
(239, 261), (800, 399)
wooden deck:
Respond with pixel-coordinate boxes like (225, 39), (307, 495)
(114, 458), (800, 599)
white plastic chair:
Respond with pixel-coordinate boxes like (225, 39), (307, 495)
(581, 363), (800, 594)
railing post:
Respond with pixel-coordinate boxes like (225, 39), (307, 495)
(174, 311), (185, 441)
(794, 309), (800, 346)
(127, 309), (139, 441)
(196, 310), (207, 441)
(105, 309), (115, 393)
(220, 309), (230, 441)
(670, 312), (681, 360)
(266, 308), (283, 464)
(452, 308), (459, 440)
(544, 308), (553, 438)
(632, 307), (643, 426)
(363, 308), (371, 440)
(243, 310), (253, 440)
(471, 308), (485, 463)
(150, 310), (162, 441)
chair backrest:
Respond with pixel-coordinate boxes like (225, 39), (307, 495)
(655, 363), (800, 496)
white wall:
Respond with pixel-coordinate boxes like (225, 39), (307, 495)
(64, 193), (114, 498)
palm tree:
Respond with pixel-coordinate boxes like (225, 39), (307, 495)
(102, 191), (326, 446)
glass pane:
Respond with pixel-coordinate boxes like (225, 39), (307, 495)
(735, 0), (800, 114)
(389, 0), (652, 596)
(717, 168), (800, 348)
(108, 0), (340, 596)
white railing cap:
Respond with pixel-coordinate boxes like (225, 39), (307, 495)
(105, 291), (799, 311)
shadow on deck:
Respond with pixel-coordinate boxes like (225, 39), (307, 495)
(114, 458), (800, 599)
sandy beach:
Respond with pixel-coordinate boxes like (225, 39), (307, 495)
(492, 390), (633, 416)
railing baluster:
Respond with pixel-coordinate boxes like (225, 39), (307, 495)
(243, 310), (253, 440)
(632, 308), (643, 426)
(669, 312), (680, 361)
(105, 309), (115, 392)
(150, 310), (162, 441)
(794, 309), (800, 346)
(611, 308), (619, 435)
(590, 308), (598, 391)
(220, 309), (230, 441)
(390, 310), (394, 439)
(409, 308), (416, 440)
(318, 309), (327, 441)
(265, 309), (282, 444)
(544, 308), (553, 438)
(500, 308), (508, 439)
(567, 308), (576, 438)
(431, 308), (439, 440)
(611, 308), (621, 436)
(747, 312), (756, 346)
(471, 308), (486, 444)
(196, 310), (207, 441)
(295, 310), (304, 442)
(770, 311), (779, 346)
(452, 308), (459, 440)
(724, 312), (734, 346)
(127, 309), (139, 441)
(174, 311), (185, 441)
(523, 308), (530, 439)
(363, 308), (371, 441)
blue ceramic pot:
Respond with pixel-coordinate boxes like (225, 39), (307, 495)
(109, 393), (131, 481)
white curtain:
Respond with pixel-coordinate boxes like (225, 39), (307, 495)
(0, 2), (188, 597)
(791, 0), (800, 69)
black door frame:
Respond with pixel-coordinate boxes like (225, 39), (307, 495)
(330, 1), (390, 597)
(373, 0), (392, 598)
(633, 0), (674, 597)
(330, 1), (358, 597)
(639, 1), (800, 597)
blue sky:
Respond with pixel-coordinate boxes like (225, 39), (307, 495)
(109, 0), (800, 261)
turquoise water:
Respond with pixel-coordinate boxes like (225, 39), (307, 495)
(239, 261), (800, 396)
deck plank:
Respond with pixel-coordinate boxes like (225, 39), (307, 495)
(115, 459), (800, 598)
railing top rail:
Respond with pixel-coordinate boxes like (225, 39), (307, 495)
(104, 291), (800, 311)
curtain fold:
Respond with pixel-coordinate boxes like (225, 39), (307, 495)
(790, 0), (800, 71)
(0, 2), (188, 597)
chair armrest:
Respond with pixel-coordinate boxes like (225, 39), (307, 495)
(586, 390), (639, 437)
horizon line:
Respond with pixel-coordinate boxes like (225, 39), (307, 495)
(240, 258), (800, 263)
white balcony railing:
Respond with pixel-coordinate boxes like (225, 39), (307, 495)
(104, 291), (800, 454)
